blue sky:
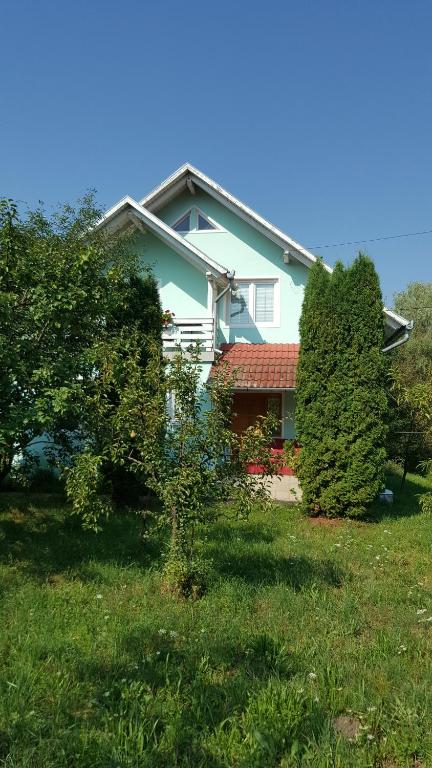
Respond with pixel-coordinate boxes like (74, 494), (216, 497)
(1, 0), (431, 305)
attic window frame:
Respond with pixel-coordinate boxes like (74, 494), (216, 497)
(172, 209), (193, 233)
(170, 207), (224, 235)
(195, 207), (223, 233)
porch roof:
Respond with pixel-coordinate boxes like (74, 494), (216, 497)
(211, 343), (299, 389)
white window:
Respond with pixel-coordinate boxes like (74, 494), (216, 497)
(229, 279), (279, 327)
(171, 208), (223, 234)
(172, 211), (192, 233)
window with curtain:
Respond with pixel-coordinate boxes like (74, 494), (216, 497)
(255, 282), (274, 323)
(229, 280), (277, 325)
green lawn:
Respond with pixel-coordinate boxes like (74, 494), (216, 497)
(0, 469), (431, 767)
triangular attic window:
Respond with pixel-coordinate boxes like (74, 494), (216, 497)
(173, 211), (191, 233)
(197, 212), (216, 231)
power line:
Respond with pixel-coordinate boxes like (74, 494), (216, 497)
(310, 228), (432, 249)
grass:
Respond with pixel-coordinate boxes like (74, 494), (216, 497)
(0, 468), (431, 767)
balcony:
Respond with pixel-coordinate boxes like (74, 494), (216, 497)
(162, 317), (215, 361)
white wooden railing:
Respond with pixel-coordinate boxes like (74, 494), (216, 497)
(162, 318), (214, 357)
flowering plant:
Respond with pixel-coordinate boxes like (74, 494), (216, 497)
(161, 309), (175, 328)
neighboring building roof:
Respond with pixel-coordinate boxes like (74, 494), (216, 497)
(211, 343), (300, 389)
(97, 195), (230, 280)
(139, 163), (411, 336)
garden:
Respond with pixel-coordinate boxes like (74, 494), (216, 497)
(1, 197), (432, 767)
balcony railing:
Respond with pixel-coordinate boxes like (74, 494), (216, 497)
(162, 317), (215, 360)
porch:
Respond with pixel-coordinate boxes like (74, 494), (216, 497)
(212, 343), (302, 502)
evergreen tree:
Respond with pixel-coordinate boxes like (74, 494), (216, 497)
(297, 253), (387, 517)
(295, 259), (332, 513)
(325, 254), (387, 516)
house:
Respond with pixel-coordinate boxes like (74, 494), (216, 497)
(101, 164), (411, 442)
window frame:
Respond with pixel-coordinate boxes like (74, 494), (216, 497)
(227, 277), (280, 328)
(170, 207), (225, 235)
(171, 209), (193, 233)
(195, 207), (224, 233)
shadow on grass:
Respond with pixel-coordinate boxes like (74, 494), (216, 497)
(0, 493), (162, 581)
(209, 546), (344, 590)
(57, 628), (324, 768)
(365, 468), (429, 523)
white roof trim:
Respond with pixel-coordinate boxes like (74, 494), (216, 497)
(140, 164), (410, 331)
(97, 196), (229, 280)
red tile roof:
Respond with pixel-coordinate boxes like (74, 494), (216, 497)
(211, 343), (300, 389)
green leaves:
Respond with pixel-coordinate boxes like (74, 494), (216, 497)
(388, 281), (432, 474)
(0, 194), (160, 486)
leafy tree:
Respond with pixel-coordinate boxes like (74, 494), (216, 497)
(388, 282), (432, 480)
(297, 253), (387, 517)
(68, 341), (279, 597)
(0, 195), (159, 485)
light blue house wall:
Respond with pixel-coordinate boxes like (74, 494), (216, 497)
(156, 190), (308, 345)
(131, 189), (302, 439)
(135, 231), (209, 317)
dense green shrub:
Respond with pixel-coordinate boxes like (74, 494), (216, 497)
(0, 195), (157, 487)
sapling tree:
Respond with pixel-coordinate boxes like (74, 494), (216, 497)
(100, 342), (279, 597)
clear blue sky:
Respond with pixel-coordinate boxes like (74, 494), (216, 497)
(1, 0), (431, 305)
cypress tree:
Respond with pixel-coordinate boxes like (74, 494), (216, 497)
(331, 253), (387, 516)
(296, 259), (332, 513)
(297, 252), (387, 517)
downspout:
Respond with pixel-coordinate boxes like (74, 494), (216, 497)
(215, 271), (235, 304)
(382, 320), (414, 354)
(214, 271), (235, 355)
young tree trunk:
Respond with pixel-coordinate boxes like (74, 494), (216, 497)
(0, 455), (13, 487)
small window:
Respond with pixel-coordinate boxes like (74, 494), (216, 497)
(229, 280), (278, 326)
(173, 212), (191, 233)
(197, 213), (216, 231)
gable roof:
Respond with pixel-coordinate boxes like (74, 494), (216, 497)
(140, 164), (410, 335)
(211, 343), (300, 390)
(97, 195), (229, 280)
(140, 163), (321, 272)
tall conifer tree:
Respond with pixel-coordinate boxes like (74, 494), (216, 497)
(335, 253), (387, 515)
(296, 259), (332, 513)
(296, 253), (387, 517)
